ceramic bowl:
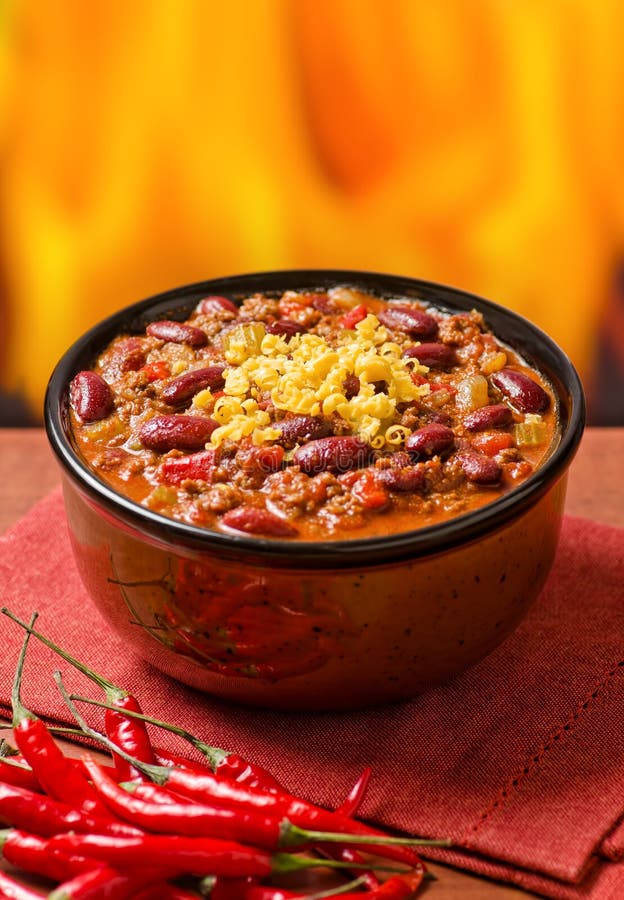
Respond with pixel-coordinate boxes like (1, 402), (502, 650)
(45, 270), (585, 710)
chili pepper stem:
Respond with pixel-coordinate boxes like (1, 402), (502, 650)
(2, 607), (124, 702)
(57, 675), (447, 858)
(198, 875), (368, 900)
(281, 821), (451, 849)
(10, 612), (39, 728)
(54, 671), (168, 784)
(270, 853), (404, 875)
(68, 693), (227, 770)
(0, 739), (19, 758)
(304, 876), (367, 900)
(1, 608), (230, 770)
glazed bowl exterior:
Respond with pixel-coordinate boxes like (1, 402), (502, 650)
(45, 270), (585, 710)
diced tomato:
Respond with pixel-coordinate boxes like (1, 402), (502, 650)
(338, 470), (361, 488)
(159, 450), (217, 485)
(410, 372), (428, 386)
(140, 360), (171, 382)
(338, 304), (368, 329)
(238, 444), (285, 474)
(472, 432), (514, 456)
(430, 381), (457, 395)
(352, 471), (390, 510)
(278, 294), (314, 318)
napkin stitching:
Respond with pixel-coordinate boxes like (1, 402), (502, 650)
(463, 656), (624, 843)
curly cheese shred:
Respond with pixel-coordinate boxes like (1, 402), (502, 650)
(208, 314), (429, 448)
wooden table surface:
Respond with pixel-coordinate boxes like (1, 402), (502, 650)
(0, 427), (621, 898)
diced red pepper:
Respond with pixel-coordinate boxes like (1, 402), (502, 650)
(140, 361), (171, 383)
(472, 432), (514, 456)
(430, 381), (457, 395)
(350, 471), (390, 510)
(159, 450), (218, 485)
(338, 304), (368, 329)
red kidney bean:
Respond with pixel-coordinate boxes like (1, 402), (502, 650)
(265, 318), (306, 338)
(294, 436), (372, 474)
(424, 410), (453, 426)
(146, 320), (208, 347)
(377, 465), (426, 493)
(309, 292), (337, 313)
(161, 366), (226, 405)
(463, 403), (513, 432)
(113, 337), (147, 372)
(159, 450), (218, 485)
(403, 342), (456, 368)
(457, 450), (502, 484)
(387, 450), (412, 467)
(139, 415), (217, 451)
(70, 371), (114, 422)
(406, 423), (455, 458)
(220, 506), (299, 537)
(197, 295), (239, 315)
(273, 416), (333, 449)
(378, 305), (438, 338)
(490, 368), (550, 413)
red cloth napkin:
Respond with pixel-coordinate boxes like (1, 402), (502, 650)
(1, 489), (623, 899)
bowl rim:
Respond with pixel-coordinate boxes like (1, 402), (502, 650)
(45, 268), (586, 569)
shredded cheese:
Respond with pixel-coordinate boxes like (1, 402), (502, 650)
(207, 314), (429, 449)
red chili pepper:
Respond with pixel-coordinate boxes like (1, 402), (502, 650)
(3, 610), (156, 782)
(366, 870), (425, 898)
(48, 866), (177, 900)
(133, 886), (204, 900)
(0, 870), (46, 899)
(327, 847), (380, 892)
(213, 753), (283, 793)
(8, 616), (110, 819)
(75, 694), (284, 791)
(143, 767), (431, 868)
(126, 781), (195, 806)
(59, 678), (449, 872)
(154, 750), (212, 776)
(48, 832), (388, 878)
(325, 766), (380, 891)
(207, 882), (297, 900)
(337, 767), (372, 818)
(82, 757), (289, 848)
(71, 694), (286, 792)
(0, 758), (41, 793)
(0, 780), (142, 838)
(0, 827), (101, 883)
(3, 611), (276, 787)
(209, 870), (424, 900)
(104, 694), (156, 782)
(82, 757), (417, 856)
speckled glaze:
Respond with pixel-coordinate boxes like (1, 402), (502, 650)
(46, 270), (585, 710)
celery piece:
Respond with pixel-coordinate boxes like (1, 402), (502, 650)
(145, 485), (177, 507)
(513, 421), (547, 447)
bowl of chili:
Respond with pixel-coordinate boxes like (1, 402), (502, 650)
(45, 270), (585, 710)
